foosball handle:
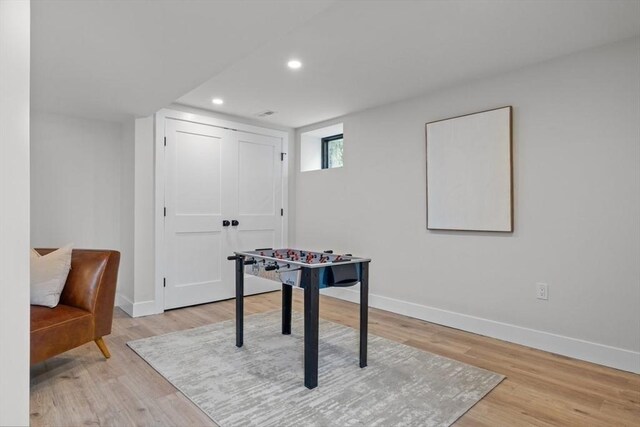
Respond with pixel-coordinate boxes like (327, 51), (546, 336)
(227, 255), (255, 264)
(324, 250), (334, 254)
(265, 264), (278, 271)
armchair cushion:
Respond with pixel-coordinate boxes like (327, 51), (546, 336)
(31, 305), (93, 363)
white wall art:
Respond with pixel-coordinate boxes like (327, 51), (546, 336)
(426, 106), (513, 232)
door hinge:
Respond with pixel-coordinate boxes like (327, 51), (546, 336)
(281, 208), (284, 216)
(164, 207), (167, 217)
(281, 152), (286, 161)
(163, 278), (166, 288)
(164, 136), (167, 146)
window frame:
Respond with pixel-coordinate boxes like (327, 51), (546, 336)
(321, 133), (344, 169)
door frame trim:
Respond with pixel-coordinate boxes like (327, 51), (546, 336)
(154, 108), (290, 314)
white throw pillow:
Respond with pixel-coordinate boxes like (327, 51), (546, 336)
(30, 248), (40, 261)
(30, 244), (73, 308)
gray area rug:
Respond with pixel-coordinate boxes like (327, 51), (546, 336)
(128, 311), (504, 427)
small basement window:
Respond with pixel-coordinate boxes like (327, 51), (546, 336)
(321, 134), (343, 169)
(300, 123), (344, 172)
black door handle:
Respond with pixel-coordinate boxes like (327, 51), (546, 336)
(231, 220), (239, 226)
(223, 220), (230, 227)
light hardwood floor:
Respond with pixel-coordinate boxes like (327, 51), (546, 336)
(30, 291), (639, 426)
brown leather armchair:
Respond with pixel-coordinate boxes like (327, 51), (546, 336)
(30, 249), (120, 365)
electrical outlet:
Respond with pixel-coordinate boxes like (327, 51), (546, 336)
(536, 283), (549, 300)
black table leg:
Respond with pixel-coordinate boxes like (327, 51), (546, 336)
(360, 262), (369, 368)
(235, 256), (244, 347)
(282, 284), (292, 335)
(303, 267), (319, 389)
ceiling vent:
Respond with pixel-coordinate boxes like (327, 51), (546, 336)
(256, 110), (277, 117)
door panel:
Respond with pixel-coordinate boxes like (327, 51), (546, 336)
(174, 215), (220, 233)
(173, 233), (221, 284)
(164, 119), (233, 309)
(238, 140), (276, 215)
(175, 131), (222, 215)
(230, 132), (283, 295)
(170, 232), (224, 308)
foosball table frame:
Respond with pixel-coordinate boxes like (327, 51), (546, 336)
(228, 248), (371, 389)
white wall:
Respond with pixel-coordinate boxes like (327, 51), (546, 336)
(30, 112), (134, 298)
(300, 134), (322, 172)
(133, 116), (156, 309)
(119, 118), (135, 303)
(115, 115), (156, 318)
(0, 1), (30, 425)
(295, 37), (640, 373)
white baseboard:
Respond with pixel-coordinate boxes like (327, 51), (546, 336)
(322, 287), (640, 374)
(116, 293), (159, 318)
(116, 293), (134, 316)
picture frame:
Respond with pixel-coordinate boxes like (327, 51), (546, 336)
(425, 106), (513, 232)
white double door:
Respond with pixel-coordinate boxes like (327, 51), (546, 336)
(164, 118), (283, 310)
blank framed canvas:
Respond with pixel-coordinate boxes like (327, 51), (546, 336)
(426, 106), (513, 232)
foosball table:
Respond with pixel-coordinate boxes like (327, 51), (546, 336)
(227, 248), (371, 389)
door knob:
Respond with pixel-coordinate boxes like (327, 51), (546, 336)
(231, 220), (239, 226)
(223, 220), (230, 227)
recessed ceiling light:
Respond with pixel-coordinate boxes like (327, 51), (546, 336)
(212, 98), (224, 105)
(287, 59), (302, 70)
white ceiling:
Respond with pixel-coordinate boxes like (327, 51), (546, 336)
(31, 0), (335, 121)
(32, 1), (640, 127)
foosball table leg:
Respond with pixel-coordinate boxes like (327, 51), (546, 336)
(235, 256), (244, 348)
(360, 261), (369, 368)
(282, 284), (292, 335)
(303, 267), (319, 389)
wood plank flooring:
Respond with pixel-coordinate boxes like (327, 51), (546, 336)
(30, 291), (640, 426)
